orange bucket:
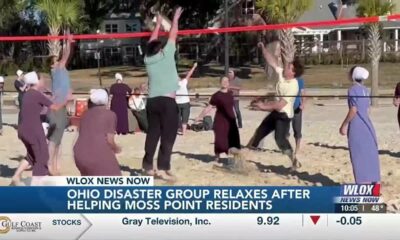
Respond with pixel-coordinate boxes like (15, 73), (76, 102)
(75, 98), (88, 117)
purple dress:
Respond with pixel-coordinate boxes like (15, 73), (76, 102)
(347, 83), (380, 183)
(210, 91), (241, 155)
(73, 106), (121, 176)
(110, 83), (132, 135)
(18, 89), (53, 176)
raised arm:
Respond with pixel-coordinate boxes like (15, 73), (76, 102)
(258, 42), (279, 70)
(149, 14), (162, 42)
(185, 62), (198, 80)
(168, 7), (183, 44)
(196, 105), (214, 122)
(59, 34), (74, 67)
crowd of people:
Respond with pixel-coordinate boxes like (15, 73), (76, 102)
(1, 7), (399, 186)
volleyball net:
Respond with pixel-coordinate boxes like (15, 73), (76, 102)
(1, 13), (400, 99)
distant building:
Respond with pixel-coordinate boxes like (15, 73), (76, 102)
(79, 12), (142, 66)
(294, 0), (400, 54)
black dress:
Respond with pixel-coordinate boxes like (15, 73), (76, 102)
(210, 91), (241, 154)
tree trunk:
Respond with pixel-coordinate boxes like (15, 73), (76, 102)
(371, 59), (379, 106)
(368, 23), (381, 107)
(48, 26), (61, 57)
(278, 29), (296, 67)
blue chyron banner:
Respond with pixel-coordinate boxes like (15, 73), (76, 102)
(0, 187), (341, 213)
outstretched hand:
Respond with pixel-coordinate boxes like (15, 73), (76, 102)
(113, 145), (122, 154)
(339, 124), (347, 136)
(394, 98), (400, 107)
(173, 7), (184, 22)
(257, 42), (265, 49)
(251, 100), (264, 110)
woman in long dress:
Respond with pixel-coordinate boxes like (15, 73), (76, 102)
(197, 77), (240, 161)
(340, 66), (380, 184)
(74, 89), (122, 176)
(11, 72), (65, 185)
(110, 73), (132, 135)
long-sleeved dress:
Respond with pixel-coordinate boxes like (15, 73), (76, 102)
(110, 83), (132, 135)
(73, 106), (121, 176)
(347, 83), (380, 184)
(18, 89), (53, 176)
(210, 90), (241, 155)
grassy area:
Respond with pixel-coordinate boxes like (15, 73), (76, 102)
(2, 63), (399, 93)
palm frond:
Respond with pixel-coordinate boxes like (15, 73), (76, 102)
(256, 0), (313, 23)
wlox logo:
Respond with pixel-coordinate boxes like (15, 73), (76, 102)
(341, 184), (380, 196)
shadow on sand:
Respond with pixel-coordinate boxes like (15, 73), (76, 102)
(9, 155), (25, 162)
(308, 142), (400, 158)
(120, 165), (143, 176)
(173, 151), (216, 163)
(250, 161), (340, 186)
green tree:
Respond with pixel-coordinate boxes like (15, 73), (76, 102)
(0, 0), (25, 30)
(256, 0), (313, 66)
(83, 0), (114, 32)
(357, 0), (394, 106)
(36, 0), (83, 57)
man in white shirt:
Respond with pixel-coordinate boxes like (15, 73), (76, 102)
(176, 62), (197, 135)
(250, 42), (300, 170)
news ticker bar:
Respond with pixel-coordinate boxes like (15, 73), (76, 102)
(0, 214), (398, 240)
(0, 185), (386, 213)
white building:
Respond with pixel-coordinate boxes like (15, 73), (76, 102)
(79, 12), (142, 66)
(294, 0), (400, 54)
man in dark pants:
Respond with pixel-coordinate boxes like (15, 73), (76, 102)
(143, 7), (183, 181)
(250, 42), (300, 171)
(288, 59), (305, 158)
(228, 69), (242, 128)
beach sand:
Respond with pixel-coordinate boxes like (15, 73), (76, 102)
(0, 100), (399, 212)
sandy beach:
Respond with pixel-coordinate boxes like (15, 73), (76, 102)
(0, 99), (399, 212)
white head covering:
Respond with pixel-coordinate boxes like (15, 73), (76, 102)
(24, 71), (39, 85)
(16, 70), (23, 77)
(352, 67), (369, 81)
(0, 76), (4, 83)
(90, 89), (108, 105)
(115, 73), (123, 82)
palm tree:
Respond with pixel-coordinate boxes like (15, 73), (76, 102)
(256, 0), (313, 66)
(357, 0), (394, 106)
(36, 0), (83, 57)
